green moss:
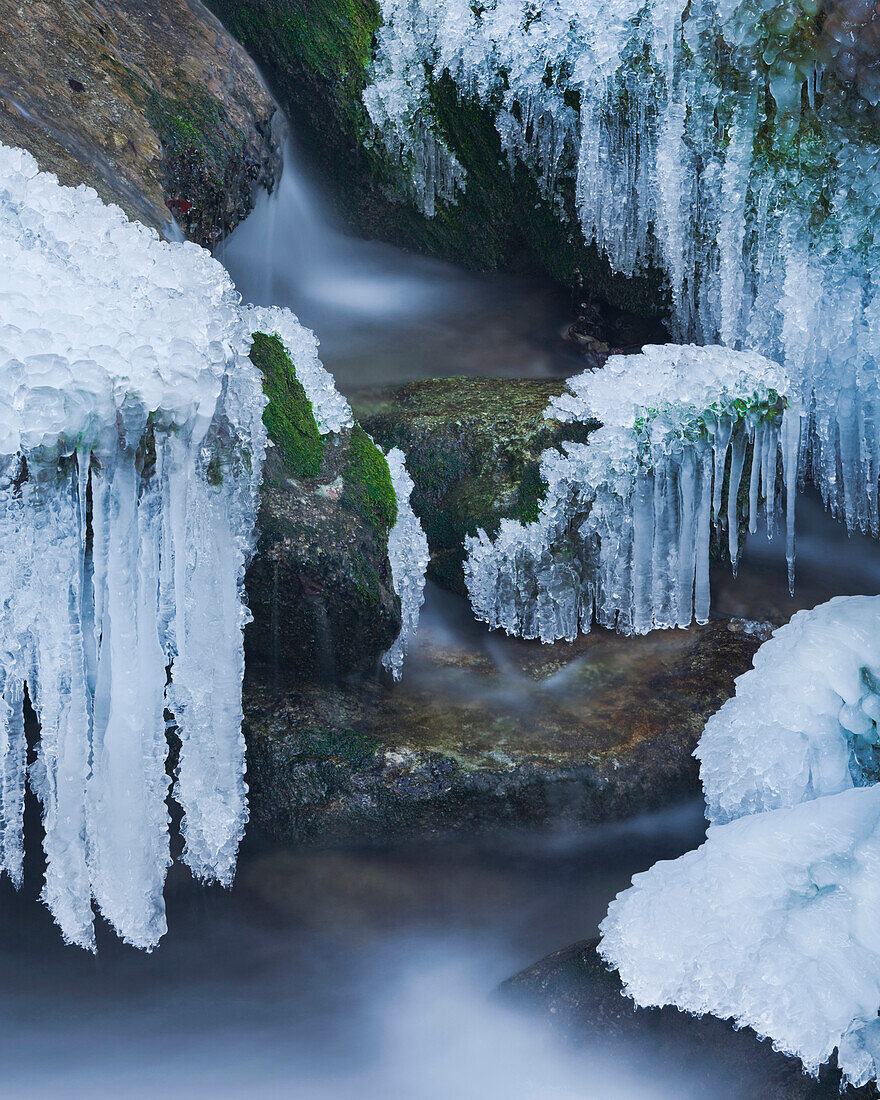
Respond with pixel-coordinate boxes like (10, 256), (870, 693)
(250, 332), (324, 478)
(145, 84), (245, 184)
(342, 425), (398, 534)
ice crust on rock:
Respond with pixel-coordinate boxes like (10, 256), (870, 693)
(243, 305), (353, 435)
(0, 143), (427, 952)
(600, 594), (880, 1086)
(698, 595), (880, 826)
(365, 0), (880, 537)
(465, 344), (800, 642)
(0, 142), (268, 950)
(600, 784), (880, 1088)
(382, 447), (429, 680)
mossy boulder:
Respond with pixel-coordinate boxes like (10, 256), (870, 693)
(0, 0), (281, 246)
(352, 375), (597, 594)
(246, 333), (401, 682)
(243, 617), (768, 844)
(202, 0), (667, 315)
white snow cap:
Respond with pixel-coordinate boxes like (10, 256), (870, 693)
(601, 594), (880, 1087)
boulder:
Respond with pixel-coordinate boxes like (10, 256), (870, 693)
(0, 0), (281, 245)
(243, 615), (767, 844)
(353, 375), (597, 594)
(500, 940), (876, 1099)
(245, 332), (401, 682)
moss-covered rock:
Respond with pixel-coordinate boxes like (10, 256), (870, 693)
(245, 334), (401, 682)
(202, 0), (667, 315)
(0, 0), (281, 246)
(353, 375), (598, 594)
(243, 617), (768, 844)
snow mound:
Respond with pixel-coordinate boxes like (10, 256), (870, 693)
(600, 785), (880, 1088)
(698, 595), (880, 826)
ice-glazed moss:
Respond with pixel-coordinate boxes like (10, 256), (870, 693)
(342, 424), (398, 534)
(249, 332), (324, 478)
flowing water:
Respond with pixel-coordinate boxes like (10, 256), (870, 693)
(3, 144), (879, 1097)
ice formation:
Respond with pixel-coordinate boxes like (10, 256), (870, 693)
(600, 594), (880, 1086)
(365, 0), (880, 535)
(465, 344), (801, 642)
(697, 595), (880, 825)
(600, 784), (880, 1088)
(382, 447), (429, 680)
(0, 142), (270, 950)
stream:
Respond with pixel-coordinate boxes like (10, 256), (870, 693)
(2, 143), (878, 1098)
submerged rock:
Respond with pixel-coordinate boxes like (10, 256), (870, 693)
(243, 614), (763, 844)
(246, 332), (401, 682)
(499, 941), (877, 1099)
(353, 376), (597, 594)
(0, 0), (280, 245)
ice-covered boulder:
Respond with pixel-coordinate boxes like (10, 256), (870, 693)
(698, 595), (880, 826)
(601, 785), (880, 1088)
(0, 143), (426, 952)
(464, 344), (801, 642)
(599, 593), (880, 1087)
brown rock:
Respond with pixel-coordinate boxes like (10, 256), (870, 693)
(0, 0), (281, 245)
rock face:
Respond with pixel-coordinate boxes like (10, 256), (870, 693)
(245, 333), (401, 683)
(500, 940), (877, 1099)
(0, 0), (281, 245)
(243, 615), (766, 845)
(353, 376), (597, 594)
(201, 0), (667, 315)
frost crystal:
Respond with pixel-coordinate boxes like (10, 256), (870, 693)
(600, 595), (880, 1087)
(365, 0), (880, 536)
(465, 344), (801, 642)
(0, 142), (267, 950)
(382, 447), (429, 680)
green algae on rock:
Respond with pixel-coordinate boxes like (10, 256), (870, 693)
(246, 333), (401, 681)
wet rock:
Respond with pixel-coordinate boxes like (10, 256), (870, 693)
(499, 940), (878, 1099)
(353, 375), (598, 594)
(243, 614), (763, 844)
(0, 0), (281, 245)
(245, 333), (401, 683)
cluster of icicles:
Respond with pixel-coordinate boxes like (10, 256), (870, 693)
(0, 145), (424, 950)
(600, 594), (880, 1088)
(465, 345), (802, 642)
(365, 0), (880, 542)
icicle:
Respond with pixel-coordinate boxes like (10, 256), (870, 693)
(782, 402), (802, 595)
(726, 430), (747, 573)
(466, 345), (791, 643)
